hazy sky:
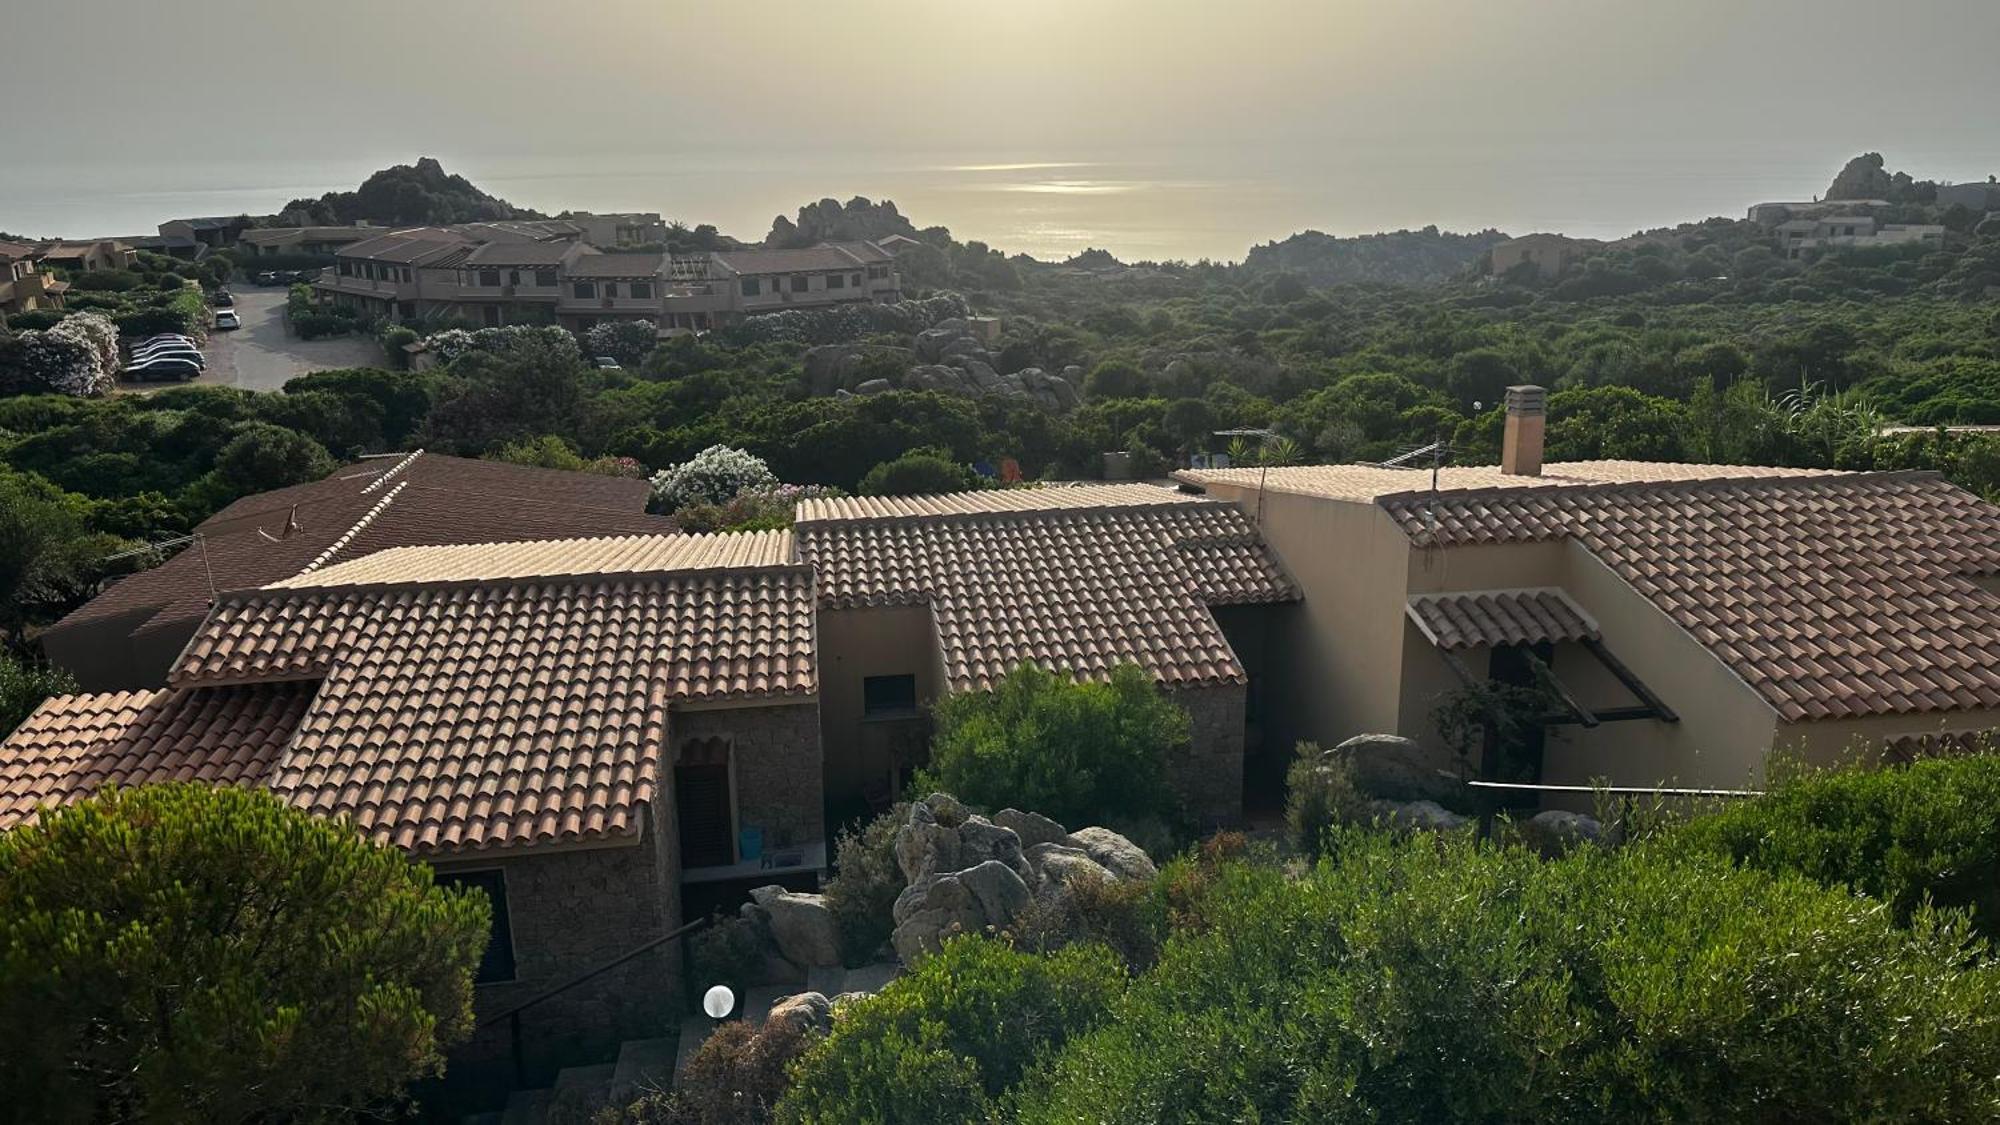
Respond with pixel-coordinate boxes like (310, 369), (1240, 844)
(3, 0), (1995, 259)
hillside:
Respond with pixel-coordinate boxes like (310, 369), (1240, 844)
(277, 158), (540, 227)
(1242, 225), (1509, 287)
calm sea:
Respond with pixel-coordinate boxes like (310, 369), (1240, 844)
(0, 146), (1853, 264)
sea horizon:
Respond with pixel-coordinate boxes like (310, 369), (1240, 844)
(2, 142), (1985, 264)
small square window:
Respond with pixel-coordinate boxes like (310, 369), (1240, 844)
(864, 674), (918, 717)
(629, 282), (652, 299)
(826, 273), (846, 290)
(791, 274), (809, 292)
(573, 281), (597, 299)
(741, 278), (761, 297)
(436, 869), (516, 983)
(535, 269), (558, 287)
(478, 270), (502, 288)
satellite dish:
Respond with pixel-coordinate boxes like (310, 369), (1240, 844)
(702, 984), (736, 1019)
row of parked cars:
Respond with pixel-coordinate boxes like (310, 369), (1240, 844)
(125, 334), (207, 382)
(253, 269), (315, 286)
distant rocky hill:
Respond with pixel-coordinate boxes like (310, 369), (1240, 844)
(1242, 225), (1509, 287)
(766, 196), (942, 248)
(278, 157), (539, 227)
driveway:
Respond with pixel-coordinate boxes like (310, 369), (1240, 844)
(124, 286), (386, 393)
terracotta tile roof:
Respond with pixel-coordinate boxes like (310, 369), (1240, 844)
(710, 241), (892, 276)
(43, 454), (670, 684)
(266, 531), (792, 588)
(1381, 472), (2000, 722)
(796, 483), (1208, 523)
(566, 253), (667, 279)
(140, 533), (816, 853)
(1407, 588), (1600, 652)
(1175, 460), (1837, 503)
(797, 488), (1295, 692)
(464, 241), (575, 267)
(0, 684), (317, 831)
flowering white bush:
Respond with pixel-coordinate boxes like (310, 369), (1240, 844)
(12, 312), (118, 397)
(584, 319), (657, 367)
(422, 328), (476, 365)
(649, 444), (778, 511)
(421, 324), (580, 367)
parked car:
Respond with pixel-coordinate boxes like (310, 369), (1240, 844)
(214, 309), (241, 330)
(138, 333), (199, 348)
(594, 355), (622, 369)
(131, 339), (204, 360)
(255, 271), (281, 286)
(124, 355), (203, 382)
(209, 290), (234, 308)
(131, 348), (205, 370)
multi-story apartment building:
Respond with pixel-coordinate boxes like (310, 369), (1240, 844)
(33, 240), (138, 273)
(0, 241), (68, 315)
(314, 226), (901, 333)
(1773, 215), (1945, 259)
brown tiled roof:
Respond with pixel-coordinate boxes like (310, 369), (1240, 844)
(158, 536), (814, 852)
(0, 684), (317, 831)
(1381, 472), (2000, 721)
(566, 253), (667, 279)
(266, 531), (791, 588)
(335, 230), (472, 263)
(42, 454), (670, 681)
(1176, 460), (1837, 503)
(464, 241), (575, 267)
(1406, 588), (1600, 652)
(711, 241), (892, 276)
(797, 488), (1295, 692)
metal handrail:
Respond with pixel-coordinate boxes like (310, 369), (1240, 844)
(479, 914), (711, 1030)
(480, 914), (713, 1086)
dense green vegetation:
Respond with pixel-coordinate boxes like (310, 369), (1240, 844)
(277, 156), (536, 227)
(1674, 750), (2000, 940)
(918, 663), (1188, 830)
(0, 783), (489, 1123)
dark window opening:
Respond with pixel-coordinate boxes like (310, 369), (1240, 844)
(535, 268), (558, 287)
(741, 277), (761, 297)
(864, 674), (918, 718)
(791, 274), (809, 292)
(478, 269), (502, 288)
(1483, 642), (1552, 798)
(677, 739), (734, 868)
(826, 273), (846, 290)
(629, 282), (652, 299)
(437, 869), (516, 983)
(572, 281), (596, 299)
(604, 282), (619, 298)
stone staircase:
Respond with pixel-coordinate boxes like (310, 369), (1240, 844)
(467, 1035), (677, 1125)
(470, 963), (903, 1125)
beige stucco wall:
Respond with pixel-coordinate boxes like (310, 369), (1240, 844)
(1774, 708), (2000, 769)
(815, 605), (947, 811)
(1195, 483), (1414, 756)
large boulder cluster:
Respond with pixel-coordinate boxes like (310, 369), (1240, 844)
(805, 317), (1081, 411)
(1327, 733), (1608, 852)
(888, 793), (1154, 963)
(733, 794), (1156, 974)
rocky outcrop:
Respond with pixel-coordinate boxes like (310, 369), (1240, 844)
(764, 991), (833, 1037)
(1364, 799), (1470, 832)
(747, 886), (844, 969)
(1517, 809), (1603, 857)
(808, 321), (1078, 410)
(1327, 734), (1467, 806)
(885, 793), (1152, 964)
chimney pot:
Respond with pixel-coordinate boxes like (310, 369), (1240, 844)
(1501, 384), (1546, 477)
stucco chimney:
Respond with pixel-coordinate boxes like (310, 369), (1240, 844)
(1501, 384), (1546, 477)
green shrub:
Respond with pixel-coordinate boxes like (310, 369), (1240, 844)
(1006, 870), (1162, 972)
(1283, 740), (1365, 857)
(776, 937), (1124, 1125)
(0, 783), (489, 1123)
(1014, 832), (2000, 1123)
(687, 914), (764, 1008)
(822, 803), (909, 966)
(1673, 751), (2000, 940)
(857, 446), (981, 495)
(380, 324), (420, 366)
(917, 662), (1187, 828)
(596, 1018), (811, 1125)
(0, 651), (75, 740)
(67, 269), (140, 293)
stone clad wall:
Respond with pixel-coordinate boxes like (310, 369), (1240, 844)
(438, 809), (681, 1086)
(1167, 682), (1247, 824)
(674, 701), (825, 851)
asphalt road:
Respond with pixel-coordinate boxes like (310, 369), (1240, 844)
(124, 286), (384, 393)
